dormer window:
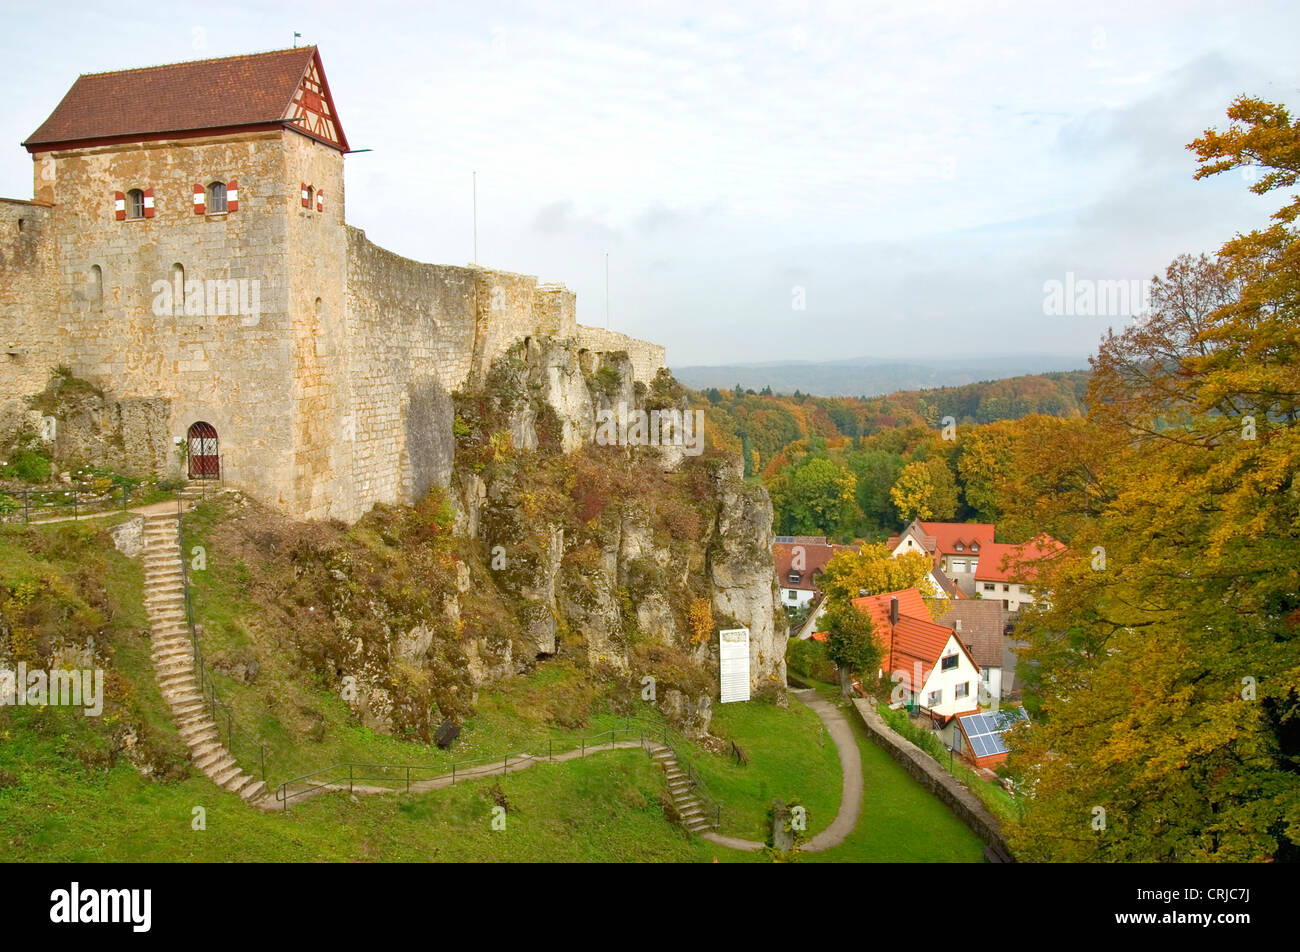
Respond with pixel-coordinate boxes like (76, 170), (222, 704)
(788, 572), (802, 584)
(971, 543), (980, 553)
(955, 542), (964, 552)
(207, 181), (227, 213)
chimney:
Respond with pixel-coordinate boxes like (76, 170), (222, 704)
(889, 597), (899, 625)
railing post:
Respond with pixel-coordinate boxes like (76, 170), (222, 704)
(23, 489), (29, 523)
(261, 744), (266, 784)
(406, 766), (410, 794)
(452, 763), (456, 785)
(349, 764), (353, 796)
(548, 738), (552, 762)
(581, 738), (585, 758)
(72, 490), (77, 520)
(503, 754), (508, 775)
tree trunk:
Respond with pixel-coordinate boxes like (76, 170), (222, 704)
(839, 665), (853, 698)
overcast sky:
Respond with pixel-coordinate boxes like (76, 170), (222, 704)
(2, 0), (1296, 368)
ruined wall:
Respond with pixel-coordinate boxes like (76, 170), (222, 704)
(16, 131), (298, 507)
(574, 325), (666, 385)
(0, 200), (59, 438)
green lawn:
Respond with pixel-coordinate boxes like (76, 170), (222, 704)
(690, 698), (841, 842)
(1, 513), (991, 862)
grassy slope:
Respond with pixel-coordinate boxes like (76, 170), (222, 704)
(1, 514), (988, 863)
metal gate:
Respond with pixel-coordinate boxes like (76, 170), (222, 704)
(187, 421), (219, 479)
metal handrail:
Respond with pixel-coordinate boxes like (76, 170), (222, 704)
(175, 501), (267, 785)
(271, 723), (718, 819)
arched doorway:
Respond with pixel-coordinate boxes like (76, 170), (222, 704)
(187, 422), (219, 479)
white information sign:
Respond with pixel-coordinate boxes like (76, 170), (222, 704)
(719, 627), (751, 703)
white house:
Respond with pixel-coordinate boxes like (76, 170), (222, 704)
(853, 587), (982, 721)
(973, 535), (1067, 612)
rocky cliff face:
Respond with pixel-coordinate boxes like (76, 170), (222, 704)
(450, 336), (788, 705)
(197, 334), (788, 741)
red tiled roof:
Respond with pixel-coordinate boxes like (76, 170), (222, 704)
(974, 535), (1067, 583)
(24, 47), (347, 151)
(850, 587), (974, 684)
(773, 541), (855, 592)
(916, 521), (996, 557)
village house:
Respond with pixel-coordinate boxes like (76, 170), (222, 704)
(932, 599), (1007, 700)
(888, 519), (996, 597)
(973, 534), (1067, 612)
(852, 587), (981, 722)
(773, 536), (856, 610)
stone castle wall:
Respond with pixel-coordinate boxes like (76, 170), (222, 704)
(573, 325), (667, 385)
(2, 132), (301, 506)
(1, 128), (670, 523)
(0, 199), (59, 437)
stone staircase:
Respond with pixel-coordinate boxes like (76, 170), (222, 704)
(142, 511), (267, 803)
(650, 744), (716, 834)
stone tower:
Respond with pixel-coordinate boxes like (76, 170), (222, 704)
(1, 47), (666, 523)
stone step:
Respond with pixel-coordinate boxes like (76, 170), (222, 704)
(240, 780), (268, 802)
(196, 748), (234, 773)
(223, 773), (255, 795)
(211, 764), (243, 788)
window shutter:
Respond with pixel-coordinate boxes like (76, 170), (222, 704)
(316, 189), (324, 212)
(301, 183), (309, 208)
(114, 191), (126, 221)
(143, 187), (155, 218)
(193, 184), (205, 215)
(227, 179), (238, 212)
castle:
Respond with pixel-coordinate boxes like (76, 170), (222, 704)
(0, 47), (665, 522)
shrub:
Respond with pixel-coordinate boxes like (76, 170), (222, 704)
(2, 449), (52, 483)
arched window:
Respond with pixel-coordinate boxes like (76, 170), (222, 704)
(127, 189), (145, 219)
(306, 185), (314, 208)
(90, 265), (103, 310)
(207, 181), (227, 213)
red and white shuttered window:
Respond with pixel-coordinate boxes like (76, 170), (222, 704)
(300, 184), (323, 213)
(227, 180), (238, 212)
(115, 189), (154, 220)
(192, 184), (205, 215)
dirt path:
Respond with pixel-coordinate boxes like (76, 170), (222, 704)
(701, 687), (862, 854)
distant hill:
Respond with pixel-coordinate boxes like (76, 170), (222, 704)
(673, 354), (1090, 398)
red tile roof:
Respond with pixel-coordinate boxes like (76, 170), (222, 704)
(773, 540), (855, 592)
(851, 587), (975, 684)
(916, 521), (996, 557)
(24, 47), (348, 152)
(974, 534), (1067, 583)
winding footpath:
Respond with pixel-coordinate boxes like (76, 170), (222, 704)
(701, 687), (862, 854)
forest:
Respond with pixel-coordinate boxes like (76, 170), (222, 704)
(692, 369), (1089, 541)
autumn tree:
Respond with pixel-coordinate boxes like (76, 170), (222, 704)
(889, 456), (959, 521)
(818, 543), (935, 696)
(1006, 96), (1300, 863)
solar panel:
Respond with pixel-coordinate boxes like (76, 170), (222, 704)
(959, 707), (1027, 758)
